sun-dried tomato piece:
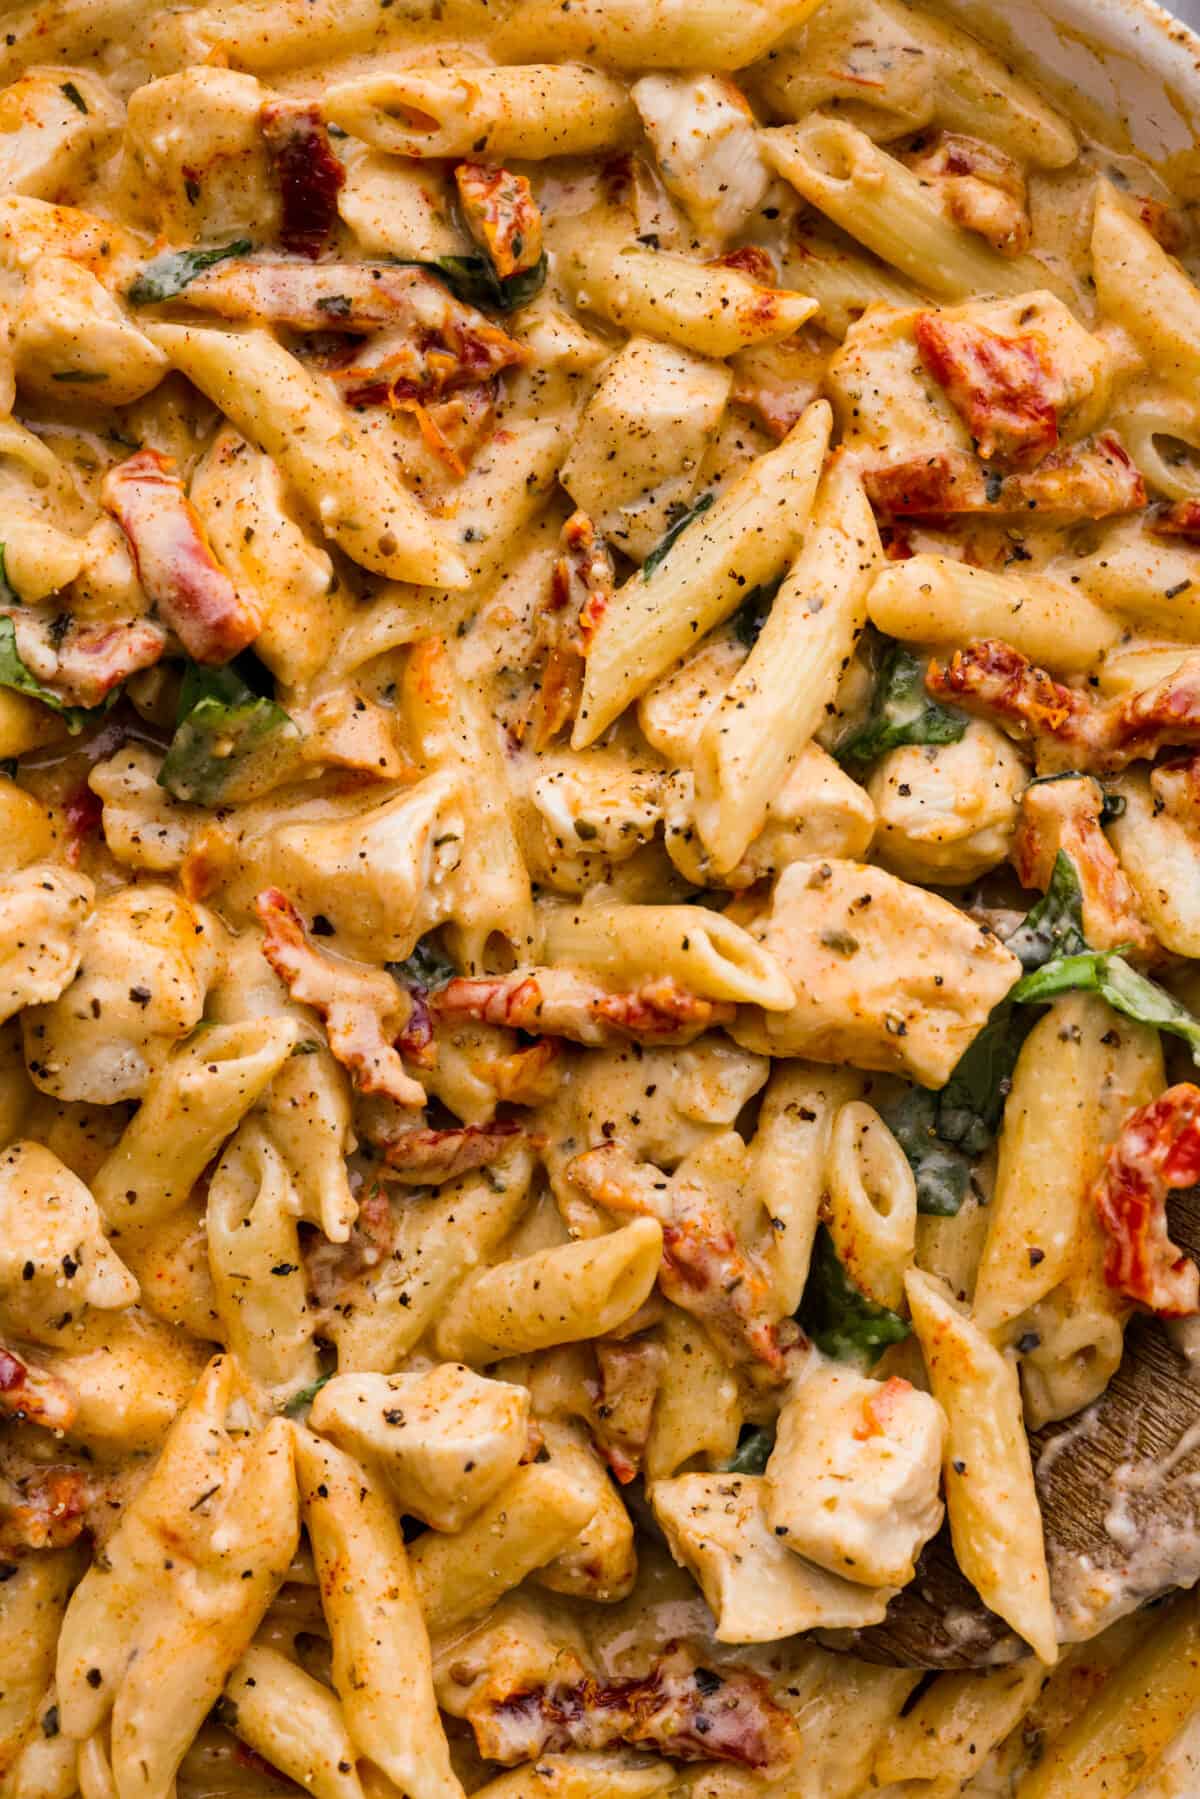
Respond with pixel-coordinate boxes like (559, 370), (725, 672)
(915, 313), (1059, 467)
(102, 449), (259, 664)
(255, 887), (426, 1107)
(455, 161), (544, 279)
(1093, 1084), (1200, 1316)
(261, 101), (345, 260)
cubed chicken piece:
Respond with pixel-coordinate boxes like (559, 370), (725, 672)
(560, 337), (730, 562)
(88, 744), (202, 874)
(0, 69), (122, 200)
(527, 753), (663, 866)
(22, 885), (223, 1102)
(0, 865), (92, 1027)
(123, 69), (279, 243)
(631, 75), (769, 246)
(828, 292), (1121, 473)
(14, 255), (167, 404)
(543, 1036), (769, 1220)
(764, 1362), (946, 1587)
(237, 772), (464, 963)
(337, 150), (466, 259)
(651, 1472), (896, 1642)
(733, 859), (1020, 1086)
(311, 1363), (531, 1532)
(868, 720), (1025, 885)
(665, 745), (876, 889)
(0, 1141), (137, 1344)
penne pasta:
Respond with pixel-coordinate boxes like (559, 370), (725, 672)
(575, 402), (830, 744)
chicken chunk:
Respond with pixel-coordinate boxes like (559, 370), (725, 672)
(733, 859), (1020, 1086)
(764, 1362), (945, 1588)
(651, 1473), (896, 1642)
(311, 1363), (532, 1532)
(560, 338), (730, 562)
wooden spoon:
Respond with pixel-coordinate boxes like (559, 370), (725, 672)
(827, 1190), (1200, 1669)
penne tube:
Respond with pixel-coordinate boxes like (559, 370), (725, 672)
(330, 1155), (535, 1372)
(569, 242), (816, 359)
(750, 1064), (864, 1314)
(490, 0), (827, 70)
(973, 996), (1163, 1335)
(761, 118), (1063, 302)
(294, 1430), (463, 1799)
(323, 65), (639, 161)
(223, 1645), (363, 1799)
(576, 401), (830, 745)
(1018, 1591), (1200, 1799)
(1093, 182), (1200, 397)
(868, 554), (1121, 675)
(468, 1755), (675, 1798)
(206, 1123), (319, 1399)
(408, 1463), (596, 1634)
(781, 227), (924, 340)
(905, 1268), (1057, 1666)
(91, 1019), (300, 1229)
(144, 323), (469, 588)
(434, 1217), (664, 1363)
(693, 456), (880, 872)
(825, 1101), (917, 1312)
(537, 900), (794, 1009)
(874, 1660), (1044, 1788)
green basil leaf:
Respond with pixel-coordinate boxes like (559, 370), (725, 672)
(642, 492), (715, 581)
(0, 615), (95, 733)
(722, 1425), (775, 1475)
(387, 936), (457, 990)
(732, 575), (784, 648)
(934, 999), (1033, 1155)
(395, 252), (547, 314)
(282, 1373), (332, 1417)
(1011, 950), (1200, 1063)
(836, 642), (968, 767)
(797, 1225), (910, 1364)
(882, 1087), (973, 1217)
(158, 660), (300, 805)
(128, 239), (252, 305)
(0, 546), (16, 609)
(1005, 849), (1087, 971)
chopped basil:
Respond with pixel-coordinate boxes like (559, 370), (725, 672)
(0, 546), (15, 608)
(1004, 849), (1087, 971)
(881, 1086), (972, 1217)
(388, 936), (457, 990)
(158, 660), (301, 805)
(282, 1373), (331, 1417)
(397, 251), (548, 314)
(722, 1425), (774, 1475)
(60, 80), (88, 113)
(51, 369), (107, 383)
(837, 639), (968, 766)
(732, 575), (784, 648)
(797, 1225), (910, 1364)
(1012, 949), (1200, 1064)
(0, 615), (95, 733)
(128, 238), (252, 305)
(642, 492), (715, 581)
(933, 998), (1033, 1159)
